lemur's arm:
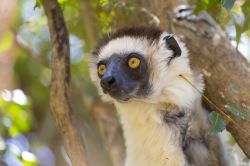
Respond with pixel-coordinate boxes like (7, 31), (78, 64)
(162, 103), (226, 166)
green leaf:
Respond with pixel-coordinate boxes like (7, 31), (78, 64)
(100, 0), (109, 7)
(58, 0), (68, 7)
(22, 152), (38, 166)
(235, 0), (250, 46)
(34, 0), (42, 9)
(194, 0), (221, 15)
(9, 126), (19, 137)
(242, 0), (250, 30)
(0, 31), (14, 53)
(0, 90), (32, 136)
(225, 103), (250, 120)
(194, 0), (209, 14)
(221, 0), (235, 11)
(208, 111), (226, 134)
(235, 22), (242, 47)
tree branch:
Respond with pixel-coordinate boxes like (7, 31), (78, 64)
(42, 0), (89, 165)
(14, 33), (50, 68)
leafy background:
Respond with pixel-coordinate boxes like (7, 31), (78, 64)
(0, 0), (249, 165)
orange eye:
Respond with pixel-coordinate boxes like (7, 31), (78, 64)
(128, 57), (140, 69)
(98, 64), (106, 76)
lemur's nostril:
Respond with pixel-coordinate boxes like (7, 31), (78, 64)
(101, 76), (116, 89)
(107, 77), (115, 85)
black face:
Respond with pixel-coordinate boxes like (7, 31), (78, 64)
(97, 53), (150, 101)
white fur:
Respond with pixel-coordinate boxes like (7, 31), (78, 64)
(89, 33), (204, 166)
(115, 101), (186, 166)
(99, 37), (149, 60)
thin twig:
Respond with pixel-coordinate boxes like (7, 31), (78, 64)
(14, 33), (50, 68)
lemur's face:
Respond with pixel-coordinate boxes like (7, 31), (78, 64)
(89, 27), (189, 104)
(96, 52), (150, 101)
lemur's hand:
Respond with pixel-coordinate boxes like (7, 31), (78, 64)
(175, 5), (217, 27)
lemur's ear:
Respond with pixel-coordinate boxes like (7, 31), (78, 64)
(163, 35), (182, 57)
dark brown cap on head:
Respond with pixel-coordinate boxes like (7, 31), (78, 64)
(92, 26), (163, 56)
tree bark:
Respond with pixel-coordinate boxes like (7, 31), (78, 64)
(92, 101), (126, 166)
(42, 0), (89, 165)
(133, 0), (250, 158)
(174, 16), (250, 159)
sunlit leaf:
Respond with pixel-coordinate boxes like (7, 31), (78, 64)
(245, 30), (250, 38)
(242, 0), (250, 30)
(194, 0), (208, 14)
(194, 0), (221, 15)
(208, 111), (226, 134)
(22, 151), (38, 166)
(225, 103), (250, 120)
(0, 90), (32, 136)
(234, 0), (250, 46)
(0, 31), (14, 53)
(58, 0), (68, 4)
(58, 0), (68, 8)
(9, 126), (19, 137)
(34, 0), (42, 9)
(221, 0), (235, 11)
(100, 0), (109, 7)
(235, 23), (242, 47)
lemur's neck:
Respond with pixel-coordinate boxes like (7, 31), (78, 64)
(115, 101), (186, 166)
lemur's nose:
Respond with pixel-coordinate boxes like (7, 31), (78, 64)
(100, 76), (116, 90)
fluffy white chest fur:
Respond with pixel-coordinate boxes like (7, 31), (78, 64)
(116, 102), (186, 166)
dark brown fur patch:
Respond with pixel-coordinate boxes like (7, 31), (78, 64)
(92, 26), (163, 56)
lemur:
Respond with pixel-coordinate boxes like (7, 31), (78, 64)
(89, 26), (226, 166)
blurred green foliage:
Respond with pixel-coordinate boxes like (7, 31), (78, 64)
(208, 111), (226, 134)
(222, 0), (236, 10)
(0, 90), (32, 137)
(225, 103), (250, 120)
(0, 32), (14, 53)
(0, 90), (37, 165)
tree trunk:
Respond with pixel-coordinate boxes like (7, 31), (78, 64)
(133, 0), (250, 158)
(42, 0), (89, 165)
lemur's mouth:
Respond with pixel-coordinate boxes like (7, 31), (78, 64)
(105, 90), (132, 102)
(117, 97), (130, 102)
